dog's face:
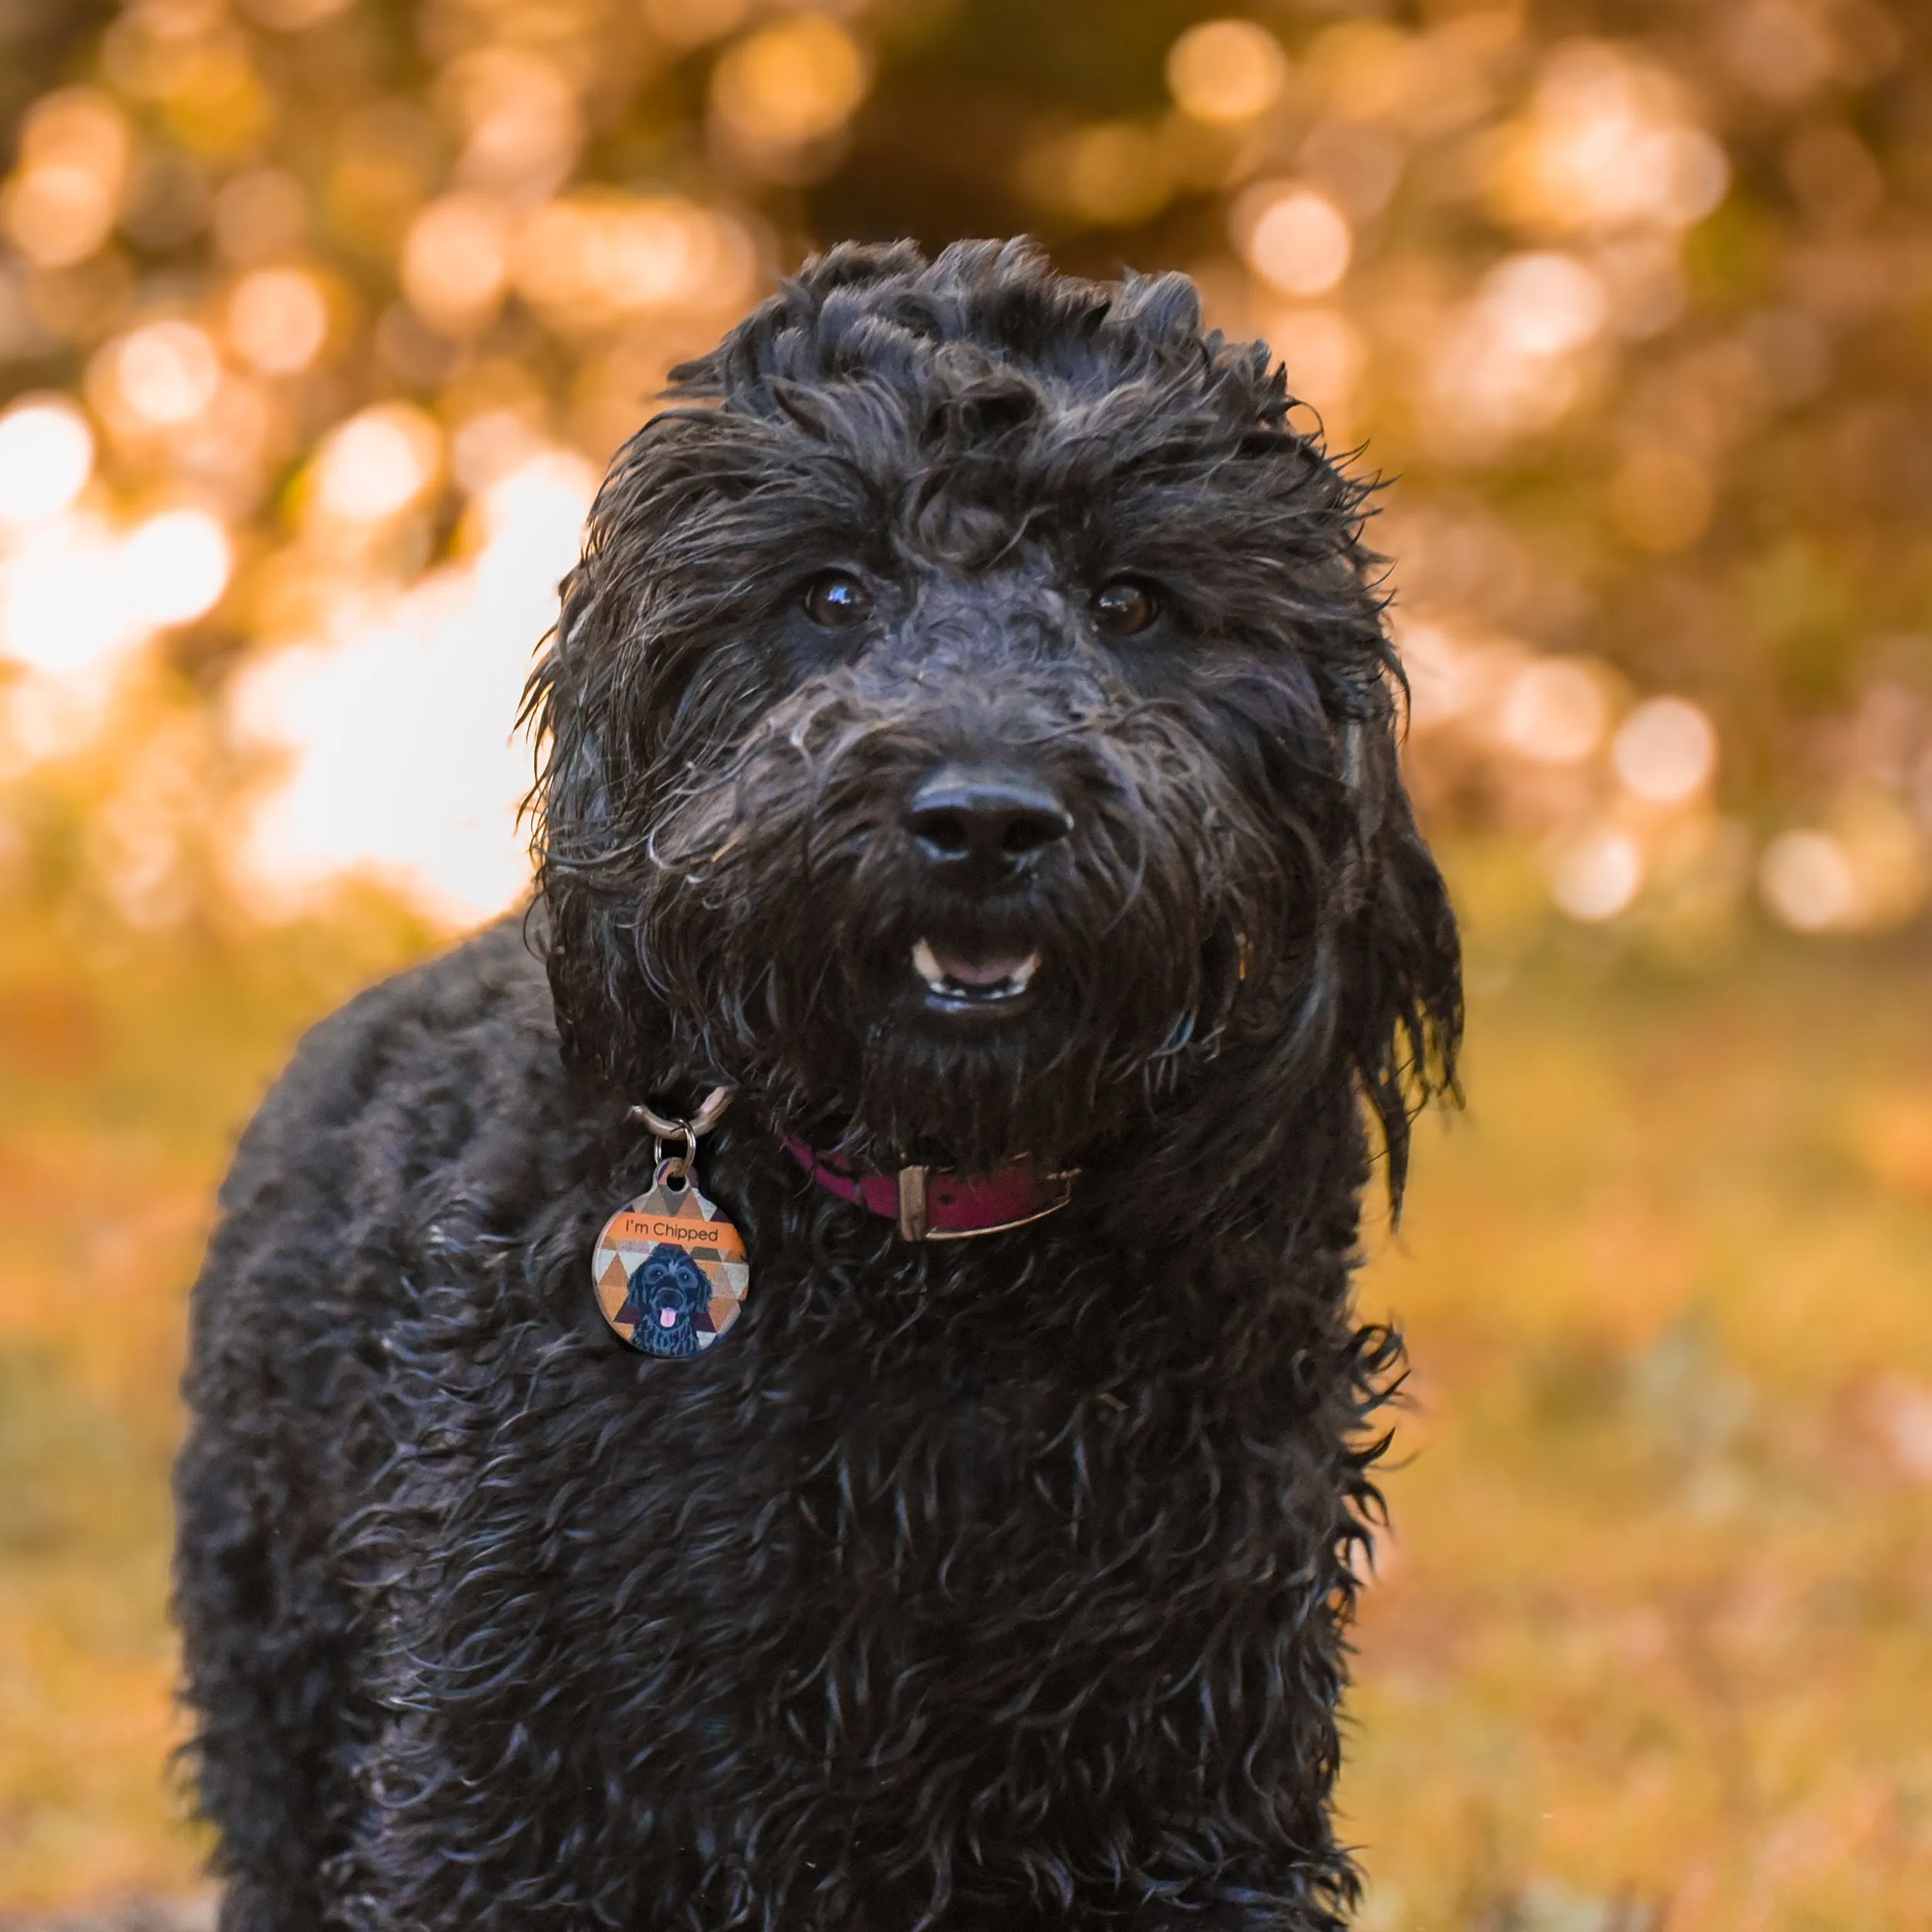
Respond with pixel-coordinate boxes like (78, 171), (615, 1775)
(530, 240), (1459, 1196)
(619, 1244), (713, 1355)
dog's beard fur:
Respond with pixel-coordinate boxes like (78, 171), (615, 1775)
(633, 657), (1315, 1172)
(528, 239), (1460, 1200)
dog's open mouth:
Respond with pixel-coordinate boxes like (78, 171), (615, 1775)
(912, 937), (1041, 1014)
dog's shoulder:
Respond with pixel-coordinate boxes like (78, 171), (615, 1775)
(238, 913), (549, 1150)
(204, 914), (566, 1276)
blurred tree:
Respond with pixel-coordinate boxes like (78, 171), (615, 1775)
(0, 0), (1928, 939)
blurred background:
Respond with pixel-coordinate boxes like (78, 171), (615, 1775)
(0, 0), (1928, 1927)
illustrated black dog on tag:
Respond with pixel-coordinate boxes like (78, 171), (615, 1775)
(615, 1242), (716, 1357)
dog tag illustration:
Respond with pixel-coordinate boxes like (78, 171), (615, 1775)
(593, 1155), (750, 1358)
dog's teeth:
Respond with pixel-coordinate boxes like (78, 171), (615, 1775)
(912, 940), (1043, 1001)
(912, 938), (949, 992)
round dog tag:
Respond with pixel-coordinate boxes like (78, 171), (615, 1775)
(592, 1160), (750, 1357)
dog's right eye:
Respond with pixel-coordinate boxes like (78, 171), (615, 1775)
(802, 571), (873, 628)
(1091, 579), (1158, 637)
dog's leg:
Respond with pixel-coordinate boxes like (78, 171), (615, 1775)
(174, 1424), (351, 1931)
(174, 1261), (375, 1932)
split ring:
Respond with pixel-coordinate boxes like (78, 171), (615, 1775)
(628, 1084), (734, 1141)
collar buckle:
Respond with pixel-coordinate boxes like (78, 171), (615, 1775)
(893, 1163), (1077, 1241)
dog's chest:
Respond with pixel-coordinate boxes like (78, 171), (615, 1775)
(805, 1372), (1101, 1569)
(554, 1255), (1319, 1645)
(722, 1356), (1284, 1642)
(382, 1236), (1349, 1893)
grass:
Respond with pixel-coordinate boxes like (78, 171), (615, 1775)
(0, 895), (437, 1907)
(1345, 921), (1932, 1930)
(1, 867), (1928, 1927)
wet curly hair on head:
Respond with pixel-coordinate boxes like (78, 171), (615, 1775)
(175, 237), (1462, 1932)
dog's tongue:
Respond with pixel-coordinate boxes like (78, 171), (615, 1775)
(929, 944), (1032, 988)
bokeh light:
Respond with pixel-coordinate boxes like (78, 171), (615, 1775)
(446, 46), (582, 203)
(1166, 20), (1289, 126)
(0, 396), (96, 523)
(711, 15), (871, 158)
(1608, 444), (1713, 553)
(1492, 44), (1730, 238)
(240, 0), (355, 29)
(401, 193), (512, 335)
(1760, 828), (1857, 930)
(310, 403), (440, 525)
(120, 507), (232, 626)
(641, 0), (750, 50)
(450, 407), (549, 496)
(1784, 122), (1885, 226)
(1551, 825), (1645, 920)
(211, 165), (308, 264)
(94, 320), (223, 430)
(1, 513), (139, 677)
(225, 266), (329, 376)
(467, 450), (600, 617)
(1482, 251), (1608, 358)
(235, 444), (594, 920)
(1017, 121), (1174, 230)
(0, 88), (131, 269)
(1498, 658), (1608, 765)
(1719, 0), (1841, 104)
(1265, 307), (1366, 421)
(1236, 185), (1352, 298)
(512, 195), (755, 330)
(230, 594), (538, 922)
(1431, 251), (1609, 451)
(1612, 696), (1718, 803)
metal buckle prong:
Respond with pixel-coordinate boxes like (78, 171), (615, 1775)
(896, 1165), (1078, 1242)
(896, 1165), (930, 1242)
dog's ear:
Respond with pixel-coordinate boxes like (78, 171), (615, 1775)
(1333, 706), (1463, 1214)
(523, 550), (615, 867)
(522, 546), (641, 1083)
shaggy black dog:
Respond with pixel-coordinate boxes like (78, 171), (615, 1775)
(174, 239), (1461, 1932)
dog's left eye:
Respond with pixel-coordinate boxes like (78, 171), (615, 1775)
(1091, 579), (1158, 636)
(802, 571), (873, 628)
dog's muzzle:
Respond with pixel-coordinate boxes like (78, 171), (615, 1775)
(900, 760), (1069, 1022)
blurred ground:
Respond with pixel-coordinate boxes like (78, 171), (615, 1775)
(0, 1904), (214, 1932)
(1345, 891), (1932, 1930)
(2, 859), (1927, 1930)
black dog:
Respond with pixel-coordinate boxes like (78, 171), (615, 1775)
(617, 1243), (715, 1355)
(175, 239), (1460, 1932)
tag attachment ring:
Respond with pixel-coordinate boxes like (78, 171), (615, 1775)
(653, 1124), (697, 1190)
(628, 1086), (733, 1143)
(628, 1086), (730, 1198)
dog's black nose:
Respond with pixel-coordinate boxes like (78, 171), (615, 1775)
(905, 766), (1072, 883)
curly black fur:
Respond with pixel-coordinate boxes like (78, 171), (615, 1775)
(174, 240), (1461, 1932)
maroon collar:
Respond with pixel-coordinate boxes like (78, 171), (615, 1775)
(782, 1138), (1077, 1241)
